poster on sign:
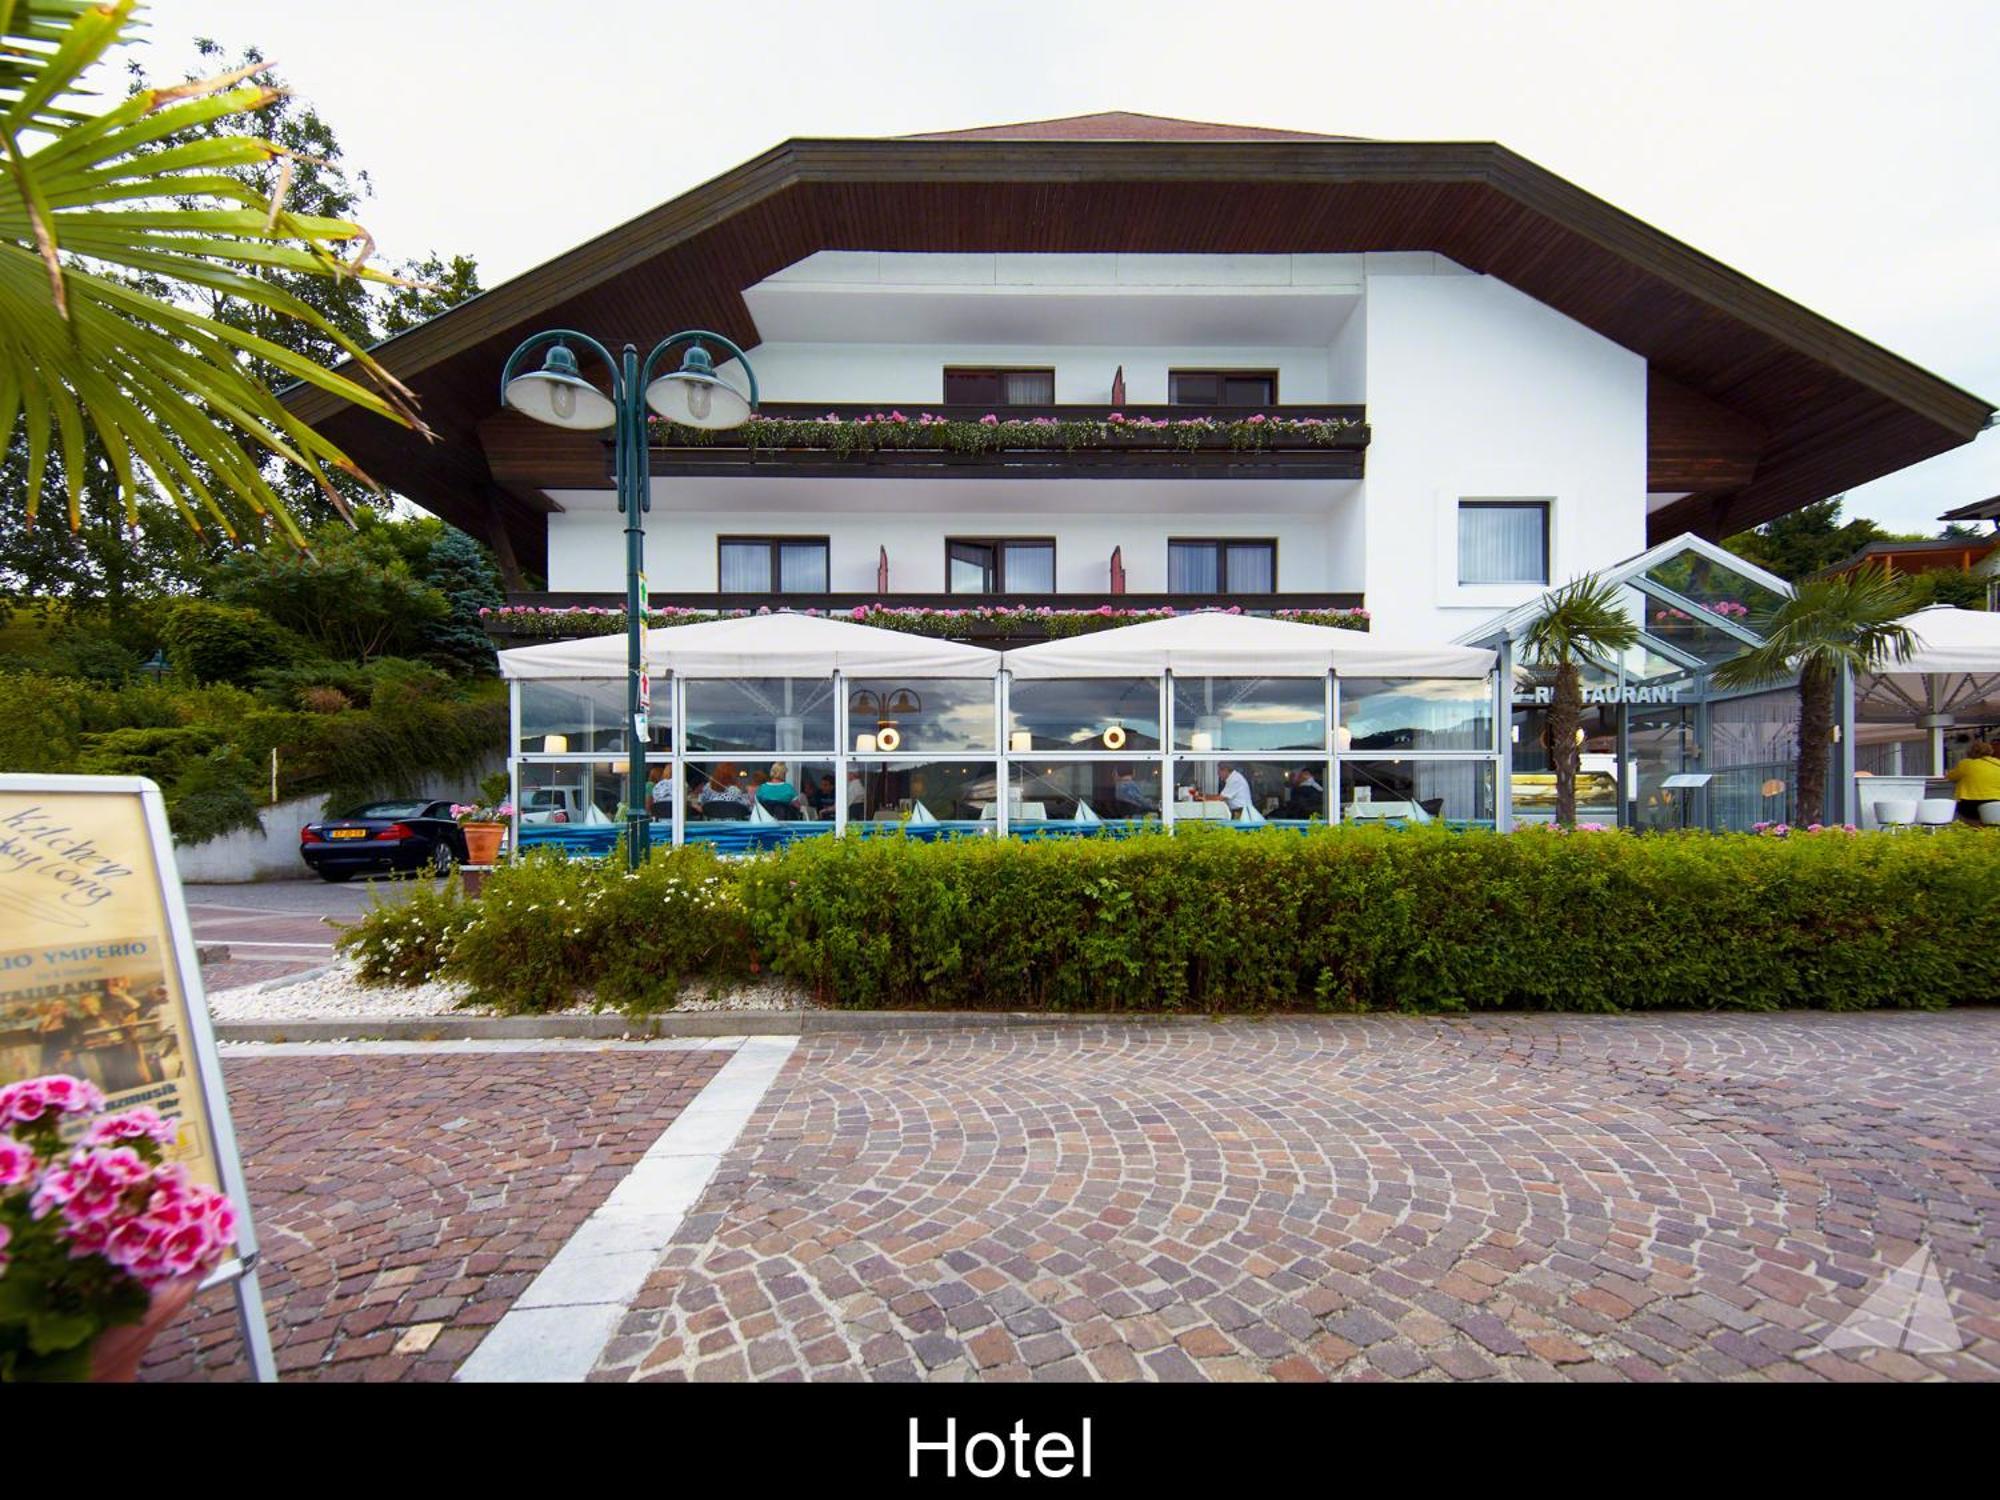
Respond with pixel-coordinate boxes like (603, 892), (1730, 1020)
(0, 774), (276, 1380)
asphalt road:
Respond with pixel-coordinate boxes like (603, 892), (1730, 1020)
(185, 875), (436, 992)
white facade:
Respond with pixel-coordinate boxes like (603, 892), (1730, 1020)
(541, 250), (1650, 641)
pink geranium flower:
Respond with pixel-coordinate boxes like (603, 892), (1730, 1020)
(84, 1107), (179, 1150)
(0, 1137), (35, 1188)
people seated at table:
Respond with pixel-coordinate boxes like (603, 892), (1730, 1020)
(648, 767), (676, 819)
(1216, 761), (1254, 818)
(756, 761), (807, 821)
(1947, 740), (2000, 823)
(809, 774), (838, 818)
(846, 770), (867, 820)
(695, 763), (752, 819)
(1112, 766), (1156, 816)
(1282, 766), (1325, 819)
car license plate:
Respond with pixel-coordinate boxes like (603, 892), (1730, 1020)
(329, 828), (368, 839)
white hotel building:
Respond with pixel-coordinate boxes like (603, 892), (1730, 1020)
(289, 113), (1993, 835)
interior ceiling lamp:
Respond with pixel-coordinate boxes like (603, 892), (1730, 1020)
(884, 688), (923, 717)
(849, 689), (883, 717)
(875, 726), (903, 752)
(1102, 724), (1128, 751)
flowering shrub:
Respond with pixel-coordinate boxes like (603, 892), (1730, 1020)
(1, 1079), (236, 1382)
(650, 410), (1362, 457)
(483, 602), (1371, 644)
(336, 873), (479, 986)
(1751, 821), (1859, 837)
(449, 800), (514, 824)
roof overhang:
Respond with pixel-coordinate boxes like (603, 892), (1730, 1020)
(288, 137), (1995, 573)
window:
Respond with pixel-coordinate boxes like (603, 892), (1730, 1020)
(943, 368), (1056, 406)
(946, 538), (1056, 594)
(1457, 501), (1549, 586)
(718, 536), (829, 594)
(1168, 539), (1276, 594)
(1168, 369), (1278, 406)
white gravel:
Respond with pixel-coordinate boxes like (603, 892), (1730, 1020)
(206, 959), (817, 1022)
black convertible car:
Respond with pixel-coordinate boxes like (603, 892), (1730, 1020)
(299, 799), (468, 882)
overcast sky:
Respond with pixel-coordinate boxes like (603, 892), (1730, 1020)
(142, 0), (1999, 535)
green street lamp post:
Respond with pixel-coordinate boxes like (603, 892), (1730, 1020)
(500, 329), (759, 869)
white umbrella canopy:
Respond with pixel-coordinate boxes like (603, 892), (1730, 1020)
(1855, 606), (2000, 723)
(1003, 611), (1495, 680)
(500, 611), (1003, 681)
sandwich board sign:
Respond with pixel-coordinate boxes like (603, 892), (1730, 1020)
(0, 775), (276, 1381)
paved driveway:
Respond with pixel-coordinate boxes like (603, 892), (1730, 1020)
(598, 1013), (2000, 1382)
(185, 878), (434, 991)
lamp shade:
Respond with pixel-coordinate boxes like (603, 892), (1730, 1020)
(646, 345), (752, 430)
(505, 345), (616, 430)
(541, 734), (570, 755)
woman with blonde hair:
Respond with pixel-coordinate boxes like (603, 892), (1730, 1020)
(756, 761), (807, 820)
(1946, 739), (2000, 824)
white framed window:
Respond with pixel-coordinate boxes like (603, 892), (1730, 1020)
(1457, 501), (1549, 586)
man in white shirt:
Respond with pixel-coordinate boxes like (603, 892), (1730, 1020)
(1217, 762), (1254, 817)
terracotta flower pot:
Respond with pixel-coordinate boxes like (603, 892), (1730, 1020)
(462, 821), (505, 866)
(91, 1276), (198, 1383)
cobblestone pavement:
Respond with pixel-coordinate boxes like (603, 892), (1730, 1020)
(598, 1013), (2000, 1383)
(141, 1047), (728, 1381)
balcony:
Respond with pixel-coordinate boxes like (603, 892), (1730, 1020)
(644, 403), (1368, 481)
(486, 591), (1370, 649)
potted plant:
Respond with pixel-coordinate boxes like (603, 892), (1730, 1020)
(1, 1076), (239, 1382)
(453, 771), (515, 866)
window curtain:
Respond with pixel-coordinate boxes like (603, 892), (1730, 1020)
(1459, 505), (1546, 584)
(720, 542), (771, 592)
(1001, 371), (1055, 405)
(778, 543), (828, 593)
(1225, 544), (1275, 592)
(1169, 544), (1220, 593)
(1004, 544), (1055, 593)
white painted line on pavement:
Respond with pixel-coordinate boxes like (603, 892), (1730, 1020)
(454, 1034), (800, 1383)
(220, 1038), (751, 1056)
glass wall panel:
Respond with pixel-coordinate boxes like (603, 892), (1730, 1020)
(853, 759), (995, 824)
(1508, 706), (1621, 827)
(1629, 704), (1699, 831)
(1341, 679), (1492, 753)
(1707, 689), (1801, 828)
(683, 678), (836, 754)
(1342, 759), (1497, 827)
(1008, 678), (1162, 753)
(844, 678), (996, 753)
(1171, 677), (1325, 752)
(1171, 759), (1328, 822)
(519, 680), (671, 755)
(1640, 549), (1785, 627)
(684, 758), (838, 823)
(517, 760), (626, 828)
(1633, 586), (1757, 666)
(1007, 762), (1164, 824)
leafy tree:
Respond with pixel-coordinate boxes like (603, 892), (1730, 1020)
(158, 598), (304, 685)
(1521, 574), (1639, 828)
(1711, 567), (1919, 822)
(1723, 498), (1893, 582)
(211, 527), (447, 662)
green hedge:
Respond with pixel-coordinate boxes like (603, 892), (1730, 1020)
(342, 826), (2000, 1015)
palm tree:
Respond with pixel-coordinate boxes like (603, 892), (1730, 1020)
(1711, 566), (1917, 824)
(2, 0), (427, 545)
(1521, 574), (1640, 827)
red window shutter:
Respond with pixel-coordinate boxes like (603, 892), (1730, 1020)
(877, 545), (889, 593)
(1109, 545), (1126, 596)
(1110, 366), (1127, 407)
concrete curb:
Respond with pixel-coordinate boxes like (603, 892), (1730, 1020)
(212, 1008), (1230, 1044)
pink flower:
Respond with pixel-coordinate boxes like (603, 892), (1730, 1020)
(0, 1075), (107, 1126)
(82, 1106), (178, 1150)
(1247, 413), (1266, 424)
(0, 1137), (34, 1187)
(1107, 412), (1124, 424)
(979, 414), (999, 426)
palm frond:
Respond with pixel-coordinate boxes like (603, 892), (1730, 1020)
(1710, 565), (1919, 691)
(1520, 573), (1641, 668)
(1, 2), (429, 542)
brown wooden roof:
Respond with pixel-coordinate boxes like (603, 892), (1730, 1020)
(290, 133), (1994, 579)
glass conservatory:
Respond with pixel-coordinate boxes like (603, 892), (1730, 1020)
(1464, 534), (1812, 831)
(498, 611), (1498, 854)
